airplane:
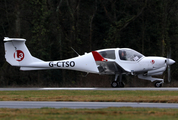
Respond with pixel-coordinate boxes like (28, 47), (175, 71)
(3, 37), (175, 87)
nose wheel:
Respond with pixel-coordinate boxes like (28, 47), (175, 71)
(155, 81), (162, 87)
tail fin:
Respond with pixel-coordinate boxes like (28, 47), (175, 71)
(4, 37), (43, 66)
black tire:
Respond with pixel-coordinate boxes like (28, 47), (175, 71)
(155, 81), (162, 87)
(111, 81), (118, 88)
(118, 82), (125, 87)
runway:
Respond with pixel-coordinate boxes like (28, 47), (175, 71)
(0, 87), (178, 91)
(0, 101), (178, 109)
(1, 87), (178, 109)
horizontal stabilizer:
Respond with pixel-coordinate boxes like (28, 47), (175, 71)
(20, 67), (51, 71)
(4, 37), (26, 42)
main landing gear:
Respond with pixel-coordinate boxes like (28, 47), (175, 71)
(111, 74), (125, 88)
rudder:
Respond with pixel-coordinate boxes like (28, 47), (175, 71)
(4, 37), (43, 67)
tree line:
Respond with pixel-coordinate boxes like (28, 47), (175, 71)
(0, 0), (178, 87)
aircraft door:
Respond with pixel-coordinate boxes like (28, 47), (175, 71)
(117, 49), (145, 72)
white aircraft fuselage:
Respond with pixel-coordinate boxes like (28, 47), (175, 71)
(3, 37), (175, 87)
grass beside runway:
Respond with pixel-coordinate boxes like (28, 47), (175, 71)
(1, 90), (178, 120)
(0, 107), (178, 120)
(0, 90), (178, 102)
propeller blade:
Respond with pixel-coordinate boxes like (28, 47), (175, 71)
(167, 49), (171, 83)
(168, 65), (171, 82)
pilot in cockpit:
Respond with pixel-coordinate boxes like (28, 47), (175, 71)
(119, 50), (127, 60)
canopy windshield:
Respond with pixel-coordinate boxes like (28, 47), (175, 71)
(119, 49), (144, 61)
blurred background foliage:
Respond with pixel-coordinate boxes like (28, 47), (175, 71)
(0, 0), (178, 87)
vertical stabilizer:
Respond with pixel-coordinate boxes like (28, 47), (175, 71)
(4, 37), (43, 66)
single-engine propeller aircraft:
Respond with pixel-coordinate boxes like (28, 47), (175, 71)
(3, 37), (175, 87)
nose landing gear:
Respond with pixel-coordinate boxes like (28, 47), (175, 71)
(155, 81), (163, 87)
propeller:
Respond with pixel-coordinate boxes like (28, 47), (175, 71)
(166, 49), (175, 83)
(167, 61), (171, 82)
(167, 49), (171, 82)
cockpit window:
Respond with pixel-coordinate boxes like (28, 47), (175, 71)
(99, 50), (115, 59)
(119, 49), (143, 61)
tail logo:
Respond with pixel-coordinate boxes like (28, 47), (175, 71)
(14, 50), (25, 61)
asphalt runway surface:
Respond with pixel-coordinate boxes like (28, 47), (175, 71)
(1, 101), (178, 109)
(1, 87), (178, 109)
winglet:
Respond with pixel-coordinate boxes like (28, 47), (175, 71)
(92, 51), (107, 61)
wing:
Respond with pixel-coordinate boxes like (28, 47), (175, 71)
(96, 61), (125, 74)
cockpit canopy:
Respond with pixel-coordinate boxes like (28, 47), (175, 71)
(99, 50), (116, 59)
(119, 49), (144, 61)
(97, 48), (144, 61)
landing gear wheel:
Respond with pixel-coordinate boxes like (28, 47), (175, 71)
(111, 81), (118, 88)
(118, 82), (125, 87)
(155, 81), (162, 87)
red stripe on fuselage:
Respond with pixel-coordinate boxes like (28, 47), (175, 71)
(92, 51), (107, 61)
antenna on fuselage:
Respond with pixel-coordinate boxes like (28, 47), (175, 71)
(71, 47), (80, 56)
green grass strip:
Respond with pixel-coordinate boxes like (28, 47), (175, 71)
(0, 107), (178, 120)
(0, 90), (178, 103)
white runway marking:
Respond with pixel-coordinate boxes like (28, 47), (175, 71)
(0, 87), (178, 91)
(41, 87), (178, 91)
